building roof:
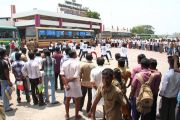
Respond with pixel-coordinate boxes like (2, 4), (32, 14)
(12, 9), (101, 23)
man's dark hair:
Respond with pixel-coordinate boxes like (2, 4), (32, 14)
(113, 68), (122, 83)
(86, 53), (93, 61)
(55, 47), (60, 52)
(28, 52), (35, 60)
(118, 58), (125, 67)
(69, 50), (76, 58)
(141, 58), (150, 69)
(15, 53), (22, 61)
(138, 54), (146, 63)
(96, 57), (105, 66)
(168, 56), (174, 68)
(21, 48), (27, 54)
(115, 53), (121, 61)
(0, 48), (6, 58)
(36, 52), (41, 57)
(102, 68), (114, 79)
(149, 58), (157, 69)
(14, 47), (19, 52)
(65, 47), (71, 55)
(44, 50), (51, 57)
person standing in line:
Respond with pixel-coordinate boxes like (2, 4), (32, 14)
(52, 47), (63, 90)
(10, 47), (19, 63)
(62, 40), (67, 54)
(130, 58), (152, 120)
(60, 50), (82, 120)
(149, 58), (162, 120)
(119, 43), (128, 67)
(131, 54), (146, 79)
(48, 41), (54, 55)
(90, 57), (106, 119)
(79, 42), (88, 61)
(88, 68), (126, 120)
(101, 43), (110, 63)
(117, 58), (132, 89)
(159, 56), (180, 120)
(79, 53), (95, 112)
(22, 52), (45, 106)
(9, 40), (15, 55)
(20, 48), (28, 62)
(12, 53), (30, 103)
(0, 48), (13, 112)
(42, 50), (59, 104)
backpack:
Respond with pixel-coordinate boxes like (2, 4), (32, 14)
(136, 73), (155, 114)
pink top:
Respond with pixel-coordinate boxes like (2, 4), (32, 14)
(131, 64), (142, 79)
(132, 69), (162, 97)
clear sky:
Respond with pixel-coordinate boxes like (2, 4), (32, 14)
(0, 0), (180, 34)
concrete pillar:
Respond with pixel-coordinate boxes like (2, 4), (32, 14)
(90, 21), (92, 29)
(35, 15), (40, 27)
(99, 23), (102, 33)
(59, 18), (63, 28)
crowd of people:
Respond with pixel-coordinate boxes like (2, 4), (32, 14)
(100, 38), (180, 56)
(0, 39), (180, 120)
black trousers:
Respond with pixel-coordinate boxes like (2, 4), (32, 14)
(29, 78), (44, 104)
(16, 79), (30, 101)
(160, 97), (177, 120)
(107, 51), (112, 58)
(80, 86), (92, 112)
(80, 51), (88, 61)
(78, 49), (82, 56)
(101, 55), (109, 62)
(55, 72), (63, 90)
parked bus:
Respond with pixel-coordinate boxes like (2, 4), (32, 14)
(25, 27), (95, 48)
(0, 26), (21, 48)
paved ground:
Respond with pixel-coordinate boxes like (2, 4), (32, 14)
(2, 47), (169, 120)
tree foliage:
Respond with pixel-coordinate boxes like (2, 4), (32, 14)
(86, 10), (101, 19)
(131, 25), (155, 34)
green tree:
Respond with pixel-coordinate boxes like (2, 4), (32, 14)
(131, 25), (155, 34)
(86, 10), (101, 19)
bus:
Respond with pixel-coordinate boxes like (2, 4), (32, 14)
(0, 26), (21, 48)
(25, 27), (95, 48)
(136, 34), (158, 39)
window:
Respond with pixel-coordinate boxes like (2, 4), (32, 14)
(46, 30), (56, 39)
(80, 32), (85, 37)
(56, 30), (64, 38)
(38, 30), (46, 39)
(64, 31), (72, 38)
(0, 29), (17, 40)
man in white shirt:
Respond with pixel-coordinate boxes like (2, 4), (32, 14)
(22, 52), (45, 106)
(90, 57), (105, 119)
(78, 40), (84, 57)
(120, 43), (129, 67)
(80, 42), (88, 61)
(60, 50), (82, 120)
(101, 43), (109, 63)
(159, 56), (180, 120)
(106, 42), (112, 59)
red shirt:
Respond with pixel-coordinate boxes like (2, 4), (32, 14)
(52, 52), (62, 73)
